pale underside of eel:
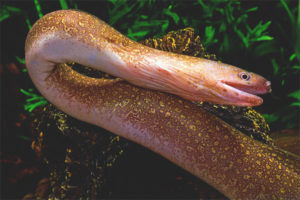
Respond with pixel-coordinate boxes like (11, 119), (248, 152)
(25, 10), (299, 200)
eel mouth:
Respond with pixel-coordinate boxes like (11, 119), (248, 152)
(222, 80), (272, 94)
(220, 81), (271, 106)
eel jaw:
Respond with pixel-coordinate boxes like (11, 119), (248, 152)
(220, 81), (265, 107)
(223, 80), (272, 94)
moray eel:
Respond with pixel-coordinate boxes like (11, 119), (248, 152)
(25, 10), (271, 107)
(25, 10), (299, 199)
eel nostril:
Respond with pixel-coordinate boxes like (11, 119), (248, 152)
(264, 81), (272, 92)
(265, 81), (271, 87)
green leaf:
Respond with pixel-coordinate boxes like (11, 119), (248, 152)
(271, 59), (279, 75)
(24, 100), (48, 112)
(15, 56), (25, 64)
(235, 28), (249, 48)
(288, 90), (300, 101)
(0, 5), (25, 21)
(20, 88), (33, 96)
(0, 13), (10, 22)
(1, 5), (23, 14)
(280, 0), (295, 24)
(220, 33), (229, 53)
(289, 53), (296, 61)
(140, 15), (148, 20)
(108, 0), (135, 25)
(161, 20), (169, 33)
(292, 65), (300, 69)
(68, 0), (78, 9)
(182, 17), (189, 27)
(290, 102), (300, 107)
(245, 7), (258, 13)
(25, 17), (32, 30)
(262, 113), (279, 123)
(253, 35), (274, 41)
(20, 88), (48, 112)
(136, 0), (146, 9)
(34, 0), (43, 18)
(204, 25), (215, 45)
(163, 5), (180, 25)
(197, 0), (213, 18)
(236, 14), (248, 25)
(225, 2), (235, 24)
(59, 0), (69, 9)
(127, 30), (149, 40)
(249, 21), (272, 40)
(219, 22), (227, 33)
(0, 6), (32, 29)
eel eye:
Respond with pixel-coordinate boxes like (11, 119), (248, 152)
(239, 72), (251, 81)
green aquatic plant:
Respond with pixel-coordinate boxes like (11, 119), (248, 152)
(0, 4), (32, 29)
(260, 0), (300, 129)
(33, 0), (43, 18)
(106, 0), (176, 40)
(194, 0), (274, 51)
(20, 89), (48, 112)
(0, 5), (24, 21)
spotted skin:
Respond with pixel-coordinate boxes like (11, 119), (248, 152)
(25, 10), (299, 199)
(26, 10), (271, 107)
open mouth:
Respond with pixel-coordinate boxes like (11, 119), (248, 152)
(222, 81), (271, 95)
(220, 81), (264, 106)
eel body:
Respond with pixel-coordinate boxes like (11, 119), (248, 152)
(25, 10), (271, 107)
(25, 10), (299, 199)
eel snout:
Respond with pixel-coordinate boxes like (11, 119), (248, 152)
(220, 80), (272, 106)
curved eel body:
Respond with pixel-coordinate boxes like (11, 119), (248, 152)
(25, 10), (271, 107)
(25, 10), (299, 199)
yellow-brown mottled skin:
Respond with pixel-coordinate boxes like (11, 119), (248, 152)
(26, 10), (271, 107)
(25, 10), (300, 199)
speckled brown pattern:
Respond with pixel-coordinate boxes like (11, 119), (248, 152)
(25, 10), (299, 199)
(48, 64), (300, 200)
(25, 9), (271, 107)
(25, 10), (133, 53)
